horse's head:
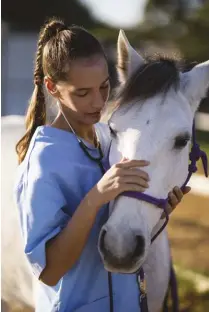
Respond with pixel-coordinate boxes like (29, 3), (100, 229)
(98, 30), (209, 273)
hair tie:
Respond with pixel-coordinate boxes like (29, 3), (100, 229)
(34, 76), (43, 86)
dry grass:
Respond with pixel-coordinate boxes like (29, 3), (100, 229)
(166, 190), (209, 311)
(1, 300), (34, 312)
(168, 193), (209, 275)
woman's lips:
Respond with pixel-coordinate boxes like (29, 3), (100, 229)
(88, 112), (101, 117)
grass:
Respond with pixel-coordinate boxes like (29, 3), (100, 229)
(191, 130), (209, 173)
(196, 130), (209, 156)
(198, 141), (209, 157)
(164, 265), (209, 311)
(200, 143), (209, 158)
(196, 141), (209, 173)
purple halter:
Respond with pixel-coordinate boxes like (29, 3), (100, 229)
(105, 120), (208, 243)
(104, 119), (208, 312)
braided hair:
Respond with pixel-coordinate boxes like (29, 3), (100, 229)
(16, 18), (106, 163)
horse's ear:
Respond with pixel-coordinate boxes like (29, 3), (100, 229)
(117, 29), (145, 83)
(181, 60), (209, 113)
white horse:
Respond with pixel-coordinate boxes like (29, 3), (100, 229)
(98, 30), (209, 312)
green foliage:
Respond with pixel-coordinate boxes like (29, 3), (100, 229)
(143, 1), (209, 61)
(176, 3), (209, 61)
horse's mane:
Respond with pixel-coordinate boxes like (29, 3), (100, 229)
(118, 56), (180, 105)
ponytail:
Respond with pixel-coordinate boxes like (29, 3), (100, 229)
(16, 18), (66, 164)
(16, 17), (105, 163)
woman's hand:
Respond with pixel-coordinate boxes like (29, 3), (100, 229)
(161, 186), (191, 219)
(92, 158), (150, 207)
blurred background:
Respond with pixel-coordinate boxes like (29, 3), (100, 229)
(1, 0), (209, 311)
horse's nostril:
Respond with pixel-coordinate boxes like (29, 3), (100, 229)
(99, 230), (145, 269)
(134, 235), (145, 258)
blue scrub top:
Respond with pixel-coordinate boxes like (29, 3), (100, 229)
(14, 123), (141, 312)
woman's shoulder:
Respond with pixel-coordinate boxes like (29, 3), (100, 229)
(25, 127), (60, 170)
(15, 127), (70, 183)
(25, 126), (79, 168)
(14, 129), (68, 204)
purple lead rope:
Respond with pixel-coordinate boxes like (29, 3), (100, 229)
(182, 123), (208, 188)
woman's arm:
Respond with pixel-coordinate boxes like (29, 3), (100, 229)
(40, 187), (101, 286)
(40, 159), (150, 286)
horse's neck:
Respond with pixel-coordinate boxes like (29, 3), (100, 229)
(143, 231), (170, 312)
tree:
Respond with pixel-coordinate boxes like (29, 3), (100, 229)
(2, 0), (99, 31)
(143, 0), (209, 62)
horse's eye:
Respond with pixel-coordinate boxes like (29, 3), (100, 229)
(174, 134), (190, 149)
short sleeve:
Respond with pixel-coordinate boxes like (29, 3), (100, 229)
(15, 170), (69, 279)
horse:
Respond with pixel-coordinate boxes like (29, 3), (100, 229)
(98, 30), (209, 312)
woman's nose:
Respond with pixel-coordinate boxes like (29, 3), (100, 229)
(92, 93), (105, 109)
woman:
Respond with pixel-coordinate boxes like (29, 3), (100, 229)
(14, 18), (190, 312)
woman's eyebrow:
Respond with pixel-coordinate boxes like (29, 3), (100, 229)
(76, 76), (110, 91)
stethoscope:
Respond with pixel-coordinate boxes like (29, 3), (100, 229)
(59, 104), (105, 167)
(60, 105), (114, 312)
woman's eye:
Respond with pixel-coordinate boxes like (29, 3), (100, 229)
(76, 91), (88, 97)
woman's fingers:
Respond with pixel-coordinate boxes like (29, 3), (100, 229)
(161, 200), (173, 219)
(161, 191), (179, 219)
(121, 176), (149, 188)
(168, 191), (179, 209)
(161, 186), (191, 219)
(182, 186), (191, 194)
(121, 183), (147, 193)
(116, 159), (150, 169)
(173, 186), (184, 201)
(119, 168), (150, 181)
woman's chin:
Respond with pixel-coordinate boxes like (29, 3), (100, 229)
(86, 113), (101, 123)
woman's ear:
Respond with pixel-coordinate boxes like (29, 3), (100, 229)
(44, 76), (60, 98)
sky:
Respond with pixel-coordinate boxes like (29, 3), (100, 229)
(80, 0), (147, 29)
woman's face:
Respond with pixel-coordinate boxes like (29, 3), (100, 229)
(55, 55), (110, 125)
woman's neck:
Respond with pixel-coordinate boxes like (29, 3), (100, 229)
(51, 113), (97, 146)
